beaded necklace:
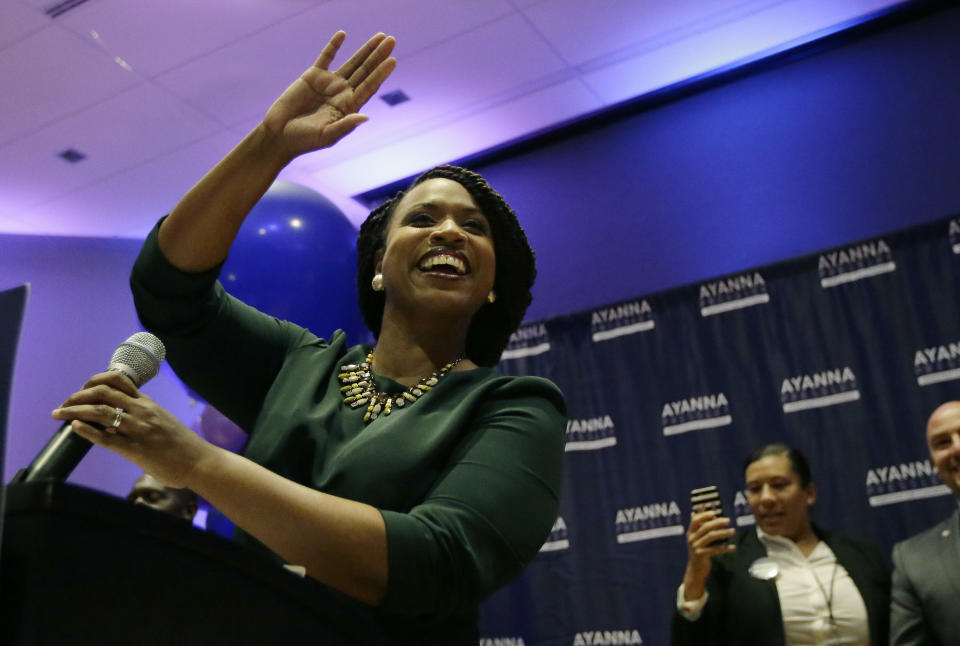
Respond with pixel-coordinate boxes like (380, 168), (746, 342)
(338, 351), (463, 423)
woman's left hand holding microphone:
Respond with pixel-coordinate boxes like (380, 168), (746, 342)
(51, 371), (213, 489)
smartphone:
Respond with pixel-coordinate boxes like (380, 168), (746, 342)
(690, 485), (729, 546)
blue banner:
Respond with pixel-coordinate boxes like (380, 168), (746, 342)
(480, 215), (960, 645)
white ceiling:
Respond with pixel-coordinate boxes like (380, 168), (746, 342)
(1, 0), (906, 237)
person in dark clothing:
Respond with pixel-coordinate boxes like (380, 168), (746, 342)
(52, 31), (565, 644)
(673, 444), (890, 646)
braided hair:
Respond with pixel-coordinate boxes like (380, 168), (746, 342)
(356, 165), (535, 366)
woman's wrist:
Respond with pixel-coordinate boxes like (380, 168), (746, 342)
(682, 567), (708, 600)
(180, 439), (231, 494)
(246, 123), (296, 174)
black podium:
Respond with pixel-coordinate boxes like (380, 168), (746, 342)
(1, 482), (391, 645)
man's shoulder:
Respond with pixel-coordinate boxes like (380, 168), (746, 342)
(894, 510), (957, 555)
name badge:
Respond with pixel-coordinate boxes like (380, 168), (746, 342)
(748, 557), (779, 580)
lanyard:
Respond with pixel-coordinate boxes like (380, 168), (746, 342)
(810, 561), (839, 625)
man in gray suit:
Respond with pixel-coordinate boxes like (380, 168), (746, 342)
(890, 401), (960, 646)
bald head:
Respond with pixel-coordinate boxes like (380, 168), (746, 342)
(926, 401), (960, 499)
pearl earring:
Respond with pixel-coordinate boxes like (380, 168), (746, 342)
(371, 273), (384, 292)
(487, 290), (496, 304)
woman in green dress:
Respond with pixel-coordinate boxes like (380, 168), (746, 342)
(53, 31), (565, 643)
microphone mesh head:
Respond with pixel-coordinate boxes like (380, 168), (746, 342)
(108, 332), (166, 386)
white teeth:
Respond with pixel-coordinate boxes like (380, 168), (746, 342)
(419, 254), (466, 274)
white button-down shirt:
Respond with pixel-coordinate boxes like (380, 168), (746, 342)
(759, 529), (869, 645)
(677, 528), (870, 645)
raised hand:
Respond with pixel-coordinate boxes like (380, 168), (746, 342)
(156, 31), (397, 274)
(263, 31), (397, 158)
(52, 371), (213, 489)
(682, 509), (736, 600)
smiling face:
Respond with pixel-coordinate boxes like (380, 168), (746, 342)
(927, 401), (960, 498)
(376, 178), (496, 325)
(745, 453), (816, 541)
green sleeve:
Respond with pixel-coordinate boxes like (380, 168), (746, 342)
(379, 377), (565, 617)
(129, 219), (317, 431)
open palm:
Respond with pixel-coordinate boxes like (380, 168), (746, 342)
(263, 31), (397, 157)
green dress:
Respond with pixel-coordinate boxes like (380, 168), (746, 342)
(130, 222), (566, 642)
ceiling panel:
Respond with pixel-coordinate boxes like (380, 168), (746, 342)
(511, 0), (552, 8)
(581, 0), (902, 104)
(152, 20), (324, 130)
(0, 82), (222, 211)
(369, 12), (569, 120)
(523, 0), (769, 66)
(307, 78), (603, 196)
(0, 24), (141, 144)
(0, 0), (910, 238)
(15, 131), (241, 238)
(294, 0), (518, 55)
(152, 0), (522, 131)
(50, 0), (319, 78)
(294, 12), (570, 169)
(0, 1), (49, 49)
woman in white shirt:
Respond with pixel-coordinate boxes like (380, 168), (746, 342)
(673, 443), (890, 646)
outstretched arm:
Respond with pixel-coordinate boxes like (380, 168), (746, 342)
(53, 370), (389, 605)
(108, 32), (399, 607)
(53, 371), (566, 614)
(158, 31), (396, 273)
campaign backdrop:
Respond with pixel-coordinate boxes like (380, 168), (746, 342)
(479, 214), (960, 646)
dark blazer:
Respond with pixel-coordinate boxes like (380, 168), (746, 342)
(890, 509), (960, 646)
(671, 527), (891, 646)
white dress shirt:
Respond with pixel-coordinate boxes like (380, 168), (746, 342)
(677, 528), (870, 645)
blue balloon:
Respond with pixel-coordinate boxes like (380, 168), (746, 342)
(220, 180), (370, 343)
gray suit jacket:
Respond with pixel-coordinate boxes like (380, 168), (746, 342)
(890, 509), (960, 646)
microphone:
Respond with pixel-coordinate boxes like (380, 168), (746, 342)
(10, 332), (166, 484)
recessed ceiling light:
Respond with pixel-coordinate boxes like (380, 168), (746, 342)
(381, 90), (410, 107)
(58, 148), (86, 163)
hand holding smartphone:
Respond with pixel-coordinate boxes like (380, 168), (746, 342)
(682, 485), (736, 599)
(690, 485), (731, 546)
